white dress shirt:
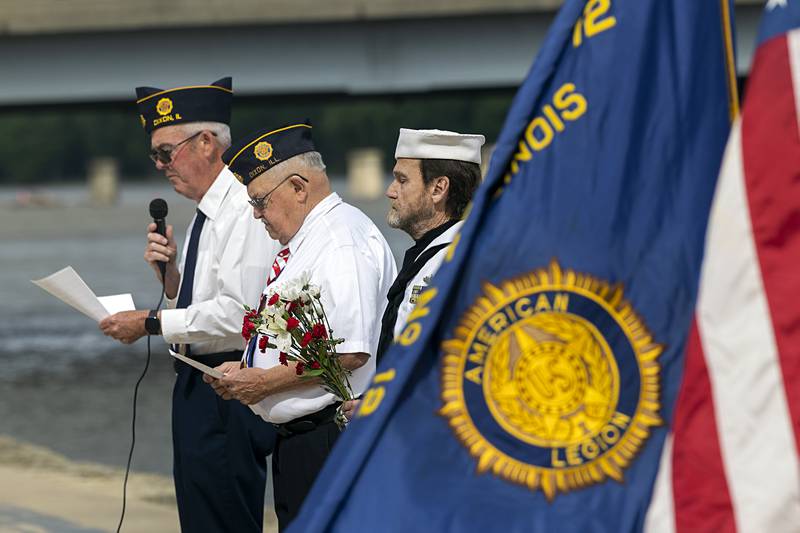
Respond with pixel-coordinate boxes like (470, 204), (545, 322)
(394, 221), (463, 338)
(161, 167), (279, 355)
(250, 192), (397, 423)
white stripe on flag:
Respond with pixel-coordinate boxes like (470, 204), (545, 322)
(643, 433), (676, 533)
(696, 122), (800, 532)
(789, 29), (800, 135)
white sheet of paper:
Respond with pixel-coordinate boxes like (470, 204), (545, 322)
(169, 349), (226, 379)
(32, 266), (135, 322)
(97, 293), (136, 315)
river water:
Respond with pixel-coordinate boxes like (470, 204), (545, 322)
(0, 179), (410, 477)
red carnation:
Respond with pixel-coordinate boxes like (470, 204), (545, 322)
(242, 310), (260, 340)
(312, 323), (328, 339)
(300, 331), (313, 348)
(268, 293), (280, 306)
(287, 301), (297, 313)
(310, 361), (321, 370)
(258, 336), (269, 352)
(295, 362), (305, 375)
(286, 317), (300, 331)
(279, 352), (288, 366)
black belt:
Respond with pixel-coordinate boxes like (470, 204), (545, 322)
(273, 402), (340, 438)
(173, 350), (242, 373)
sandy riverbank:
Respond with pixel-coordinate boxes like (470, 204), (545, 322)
(0, 435), (178, 532)
(0, 436), (278, 532)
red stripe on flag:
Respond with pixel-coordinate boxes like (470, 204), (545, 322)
(672, 321), (737, 533)
(741, 35), (800, 456)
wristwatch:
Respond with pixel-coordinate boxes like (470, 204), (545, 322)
(144, 309), (161, 335)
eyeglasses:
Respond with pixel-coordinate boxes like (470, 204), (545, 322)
(149, 130), (215, 165)
(247, 173), (309, 210)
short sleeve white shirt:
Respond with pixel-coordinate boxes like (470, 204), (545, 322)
(160, 167), (279, 355)
(250, 192), (397, 423)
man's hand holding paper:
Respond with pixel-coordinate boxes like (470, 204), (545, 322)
(99, 309), (150, 344)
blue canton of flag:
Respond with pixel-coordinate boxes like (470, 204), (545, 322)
(290, 1), (737, 531)
(759, 0), (800, 44)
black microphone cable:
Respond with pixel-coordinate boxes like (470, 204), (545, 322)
(115, 261), (167, 532)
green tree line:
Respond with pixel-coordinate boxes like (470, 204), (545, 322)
(0, 91), (513, 183)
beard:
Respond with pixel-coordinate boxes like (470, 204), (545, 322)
(387, 200), (435, 237)
(386, 206), (402, 229)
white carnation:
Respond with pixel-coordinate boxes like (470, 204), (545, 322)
(274, 331), (293, 353)
(280, 280), (301, 301)
(296, 270), (311, 287)
(267, 314), (288, 333)
(308, 283), (321, 299)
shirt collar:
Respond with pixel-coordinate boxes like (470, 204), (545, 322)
(402, 219), (460, 268)
(197, 167), (235, 221)
(287, 192), (342, 255)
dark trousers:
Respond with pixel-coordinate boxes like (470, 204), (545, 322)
(272, 420), (341, 531)
(172, 364), (276, 533)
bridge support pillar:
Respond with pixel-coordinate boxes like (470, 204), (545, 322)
(347, 148), (384, 200)
(88, 157), (119, 206)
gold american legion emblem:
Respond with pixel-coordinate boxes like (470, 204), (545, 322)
(254, 141), (274, 161)
(156, 97), (173, 116)
(440, 261), (662, 500)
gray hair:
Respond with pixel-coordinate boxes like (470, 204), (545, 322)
(182, 121), (232, 150)
(296, 151), (326, 172)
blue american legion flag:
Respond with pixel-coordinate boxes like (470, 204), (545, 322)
(290, 0), (738, 531)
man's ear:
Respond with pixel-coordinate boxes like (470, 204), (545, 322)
(199, 131), (218, 159)
(290, 174), (309, 201)
(430, 175), (450, 206)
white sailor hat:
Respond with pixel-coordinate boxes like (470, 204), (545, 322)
(394, 128), (486, 165)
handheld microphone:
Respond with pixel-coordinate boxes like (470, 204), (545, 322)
(149, 198), (169, 278)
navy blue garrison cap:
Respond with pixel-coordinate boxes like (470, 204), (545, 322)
(135, 77), (233, 134)
(222, 121), (315, 185)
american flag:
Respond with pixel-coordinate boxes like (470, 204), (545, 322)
(645, 2), (800, 531)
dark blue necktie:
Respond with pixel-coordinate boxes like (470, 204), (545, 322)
(174, 208), (206, 356)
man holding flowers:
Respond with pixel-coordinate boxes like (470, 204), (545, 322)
(205, 120), (396, 531)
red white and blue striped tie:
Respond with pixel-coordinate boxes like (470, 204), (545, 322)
(267, 246), (291, 287)
(245, 246), (291, 368)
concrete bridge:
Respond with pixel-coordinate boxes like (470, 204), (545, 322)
(0, 0), (766, 107)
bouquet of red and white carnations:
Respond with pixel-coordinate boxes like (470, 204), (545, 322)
(241, 271), (353, 428)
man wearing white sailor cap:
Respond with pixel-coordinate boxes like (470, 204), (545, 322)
(345, 128), (484, 421)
